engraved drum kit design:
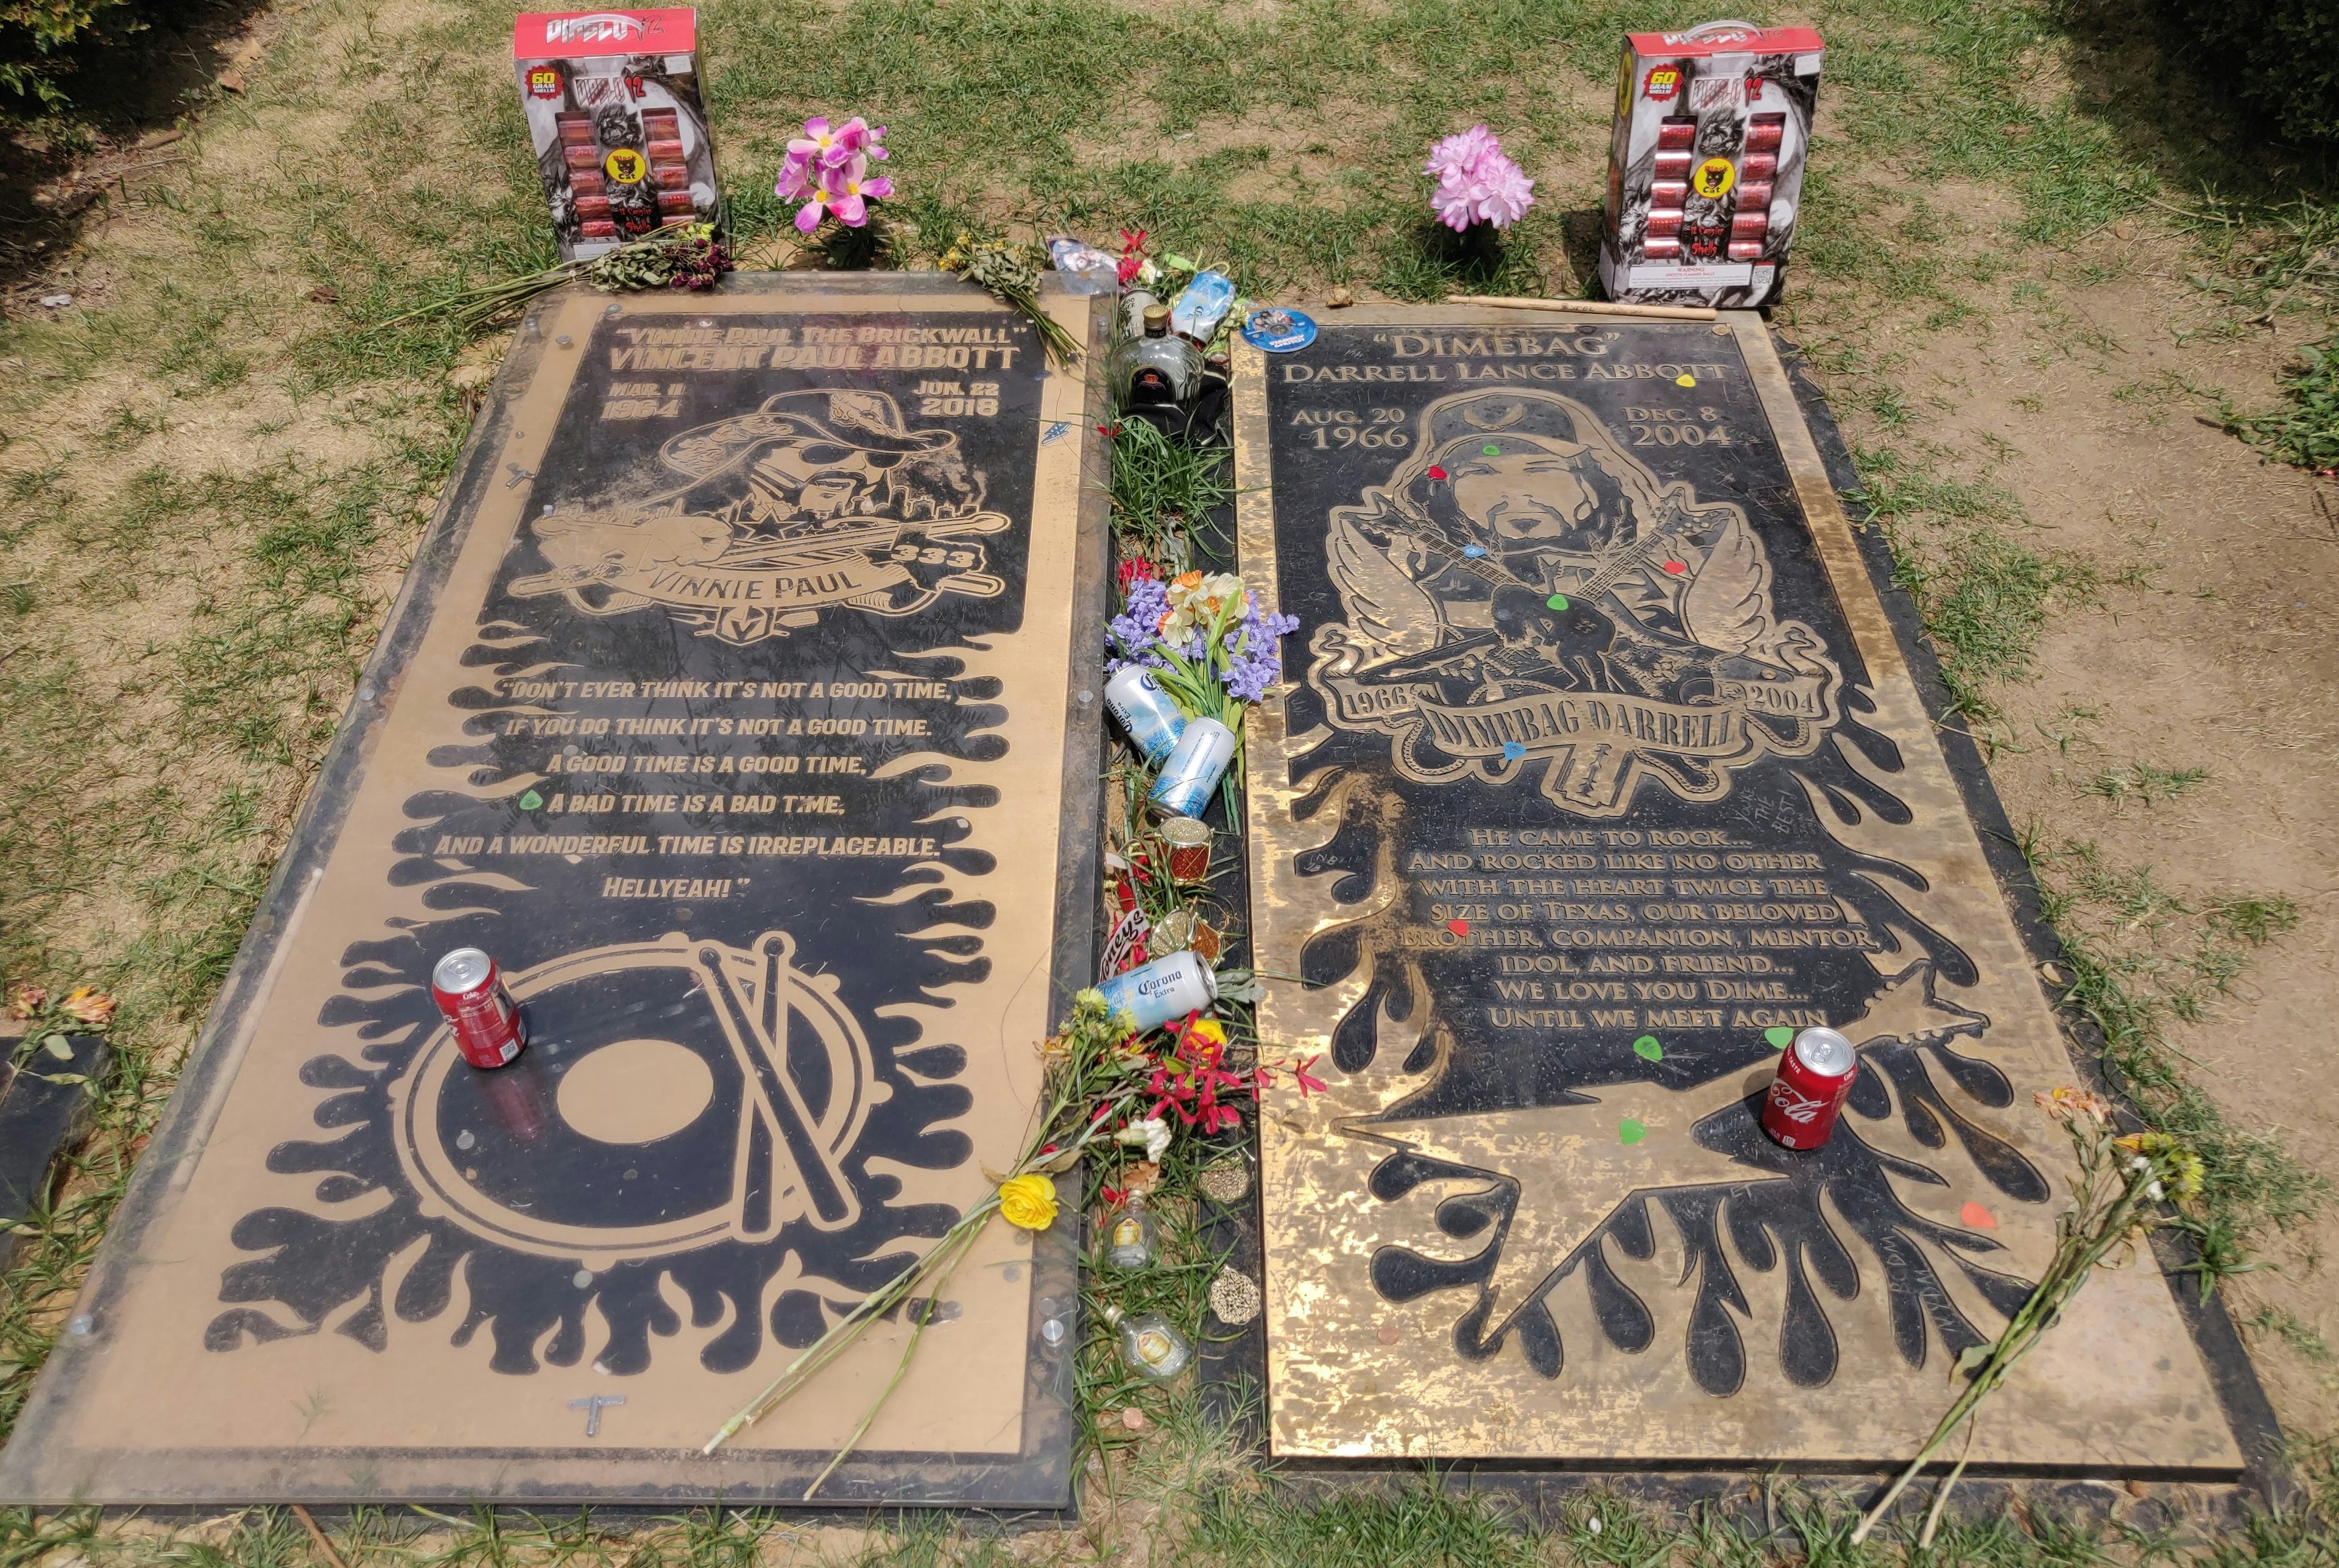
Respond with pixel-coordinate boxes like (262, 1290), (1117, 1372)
(391, 930), (877, 1264)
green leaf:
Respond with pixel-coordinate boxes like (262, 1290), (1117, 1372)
(1953, 1343), (1992, 1378)
(28, 1072), (88, 1086)
(40, 1033), (71, 1060)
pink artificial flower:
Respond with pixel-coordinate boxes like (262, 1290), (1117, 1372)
(1430, 177), (1485, 231)
(791, 181), (832, 233)
(1422, 125), (1537, 230)
(774, 148), (815, 203)
(1425, 125), (1500, 187)
(1476, 156), (1536, 227)
(819, 154), (892, 228)
(788, 115), (852, 168)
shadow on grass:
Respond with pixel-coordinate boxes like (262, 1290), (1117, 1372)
(0, 0), (281, 290)
(1375, 215), (1548, 302)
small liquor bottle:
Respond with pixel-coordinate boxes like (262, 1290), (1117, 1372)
(1103, 1196), (1157, 1270)
(1118, 303), (1199, 408)
(1103, 1304), (1193, 1381)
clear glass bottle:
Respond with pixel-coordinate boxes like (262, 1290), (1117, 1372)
(1104, 1304), (1192, 1380)
(1115, 302), (1199, 409)
(1103, 1196), (1157, 1270)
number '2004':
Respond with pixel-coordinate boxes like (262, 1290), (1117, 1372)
(1630, 423), (1732, 447)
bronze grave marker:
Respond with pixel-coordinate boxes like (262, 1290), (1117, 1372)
(0, 275), (1106, 1506)
(1235, 309), (2245, 1470)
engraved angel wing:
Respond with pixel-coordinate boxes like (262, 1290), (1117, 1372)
(1325, 508), (1441, 657)
(1678, 508), (1771, 655)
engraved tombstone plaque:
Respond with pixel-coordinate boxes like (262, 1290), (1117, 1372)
(1236, 309), (2245, 1470)
(0, 275), (1105, 1505)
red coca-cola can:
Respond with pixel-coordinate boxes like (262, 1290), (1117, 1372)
(431, 948), (526, 1070)
(1760, 1026), (1858, 1150)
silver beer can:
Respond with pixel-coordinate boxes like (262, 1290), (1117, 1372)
(1149, 716), (1236, 818)
(1093, 950), (1219, 1034)
(1106, 664), (1189, 767)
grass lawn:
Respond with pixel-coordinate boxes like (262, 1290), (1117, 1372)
(1, 0), (2335, 1559)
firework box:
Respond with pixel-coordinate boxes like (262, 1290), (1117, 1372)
(514, 9), (721, 261)
(1598, 21), (1823, 308)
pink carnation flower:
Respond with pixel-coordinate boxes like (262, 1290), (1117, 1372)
(1475, 157), (1536, 227)
(1422, 125), (1537, 230)
(1425, 125), (1500, 188)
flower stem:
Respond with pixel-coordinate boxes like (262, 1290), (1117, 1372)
(803, 1217), (989, 1497)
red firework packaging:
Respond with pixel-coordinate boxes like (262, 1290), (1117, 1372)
(1600, 21), (1824, 308)
(514, 10), (722, 261)
(1760, 1026), (1858, 1151)
(430, 948), (527, 1070)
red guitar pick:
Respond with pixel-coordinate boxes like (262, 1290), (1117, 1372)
(1446, 919), (1470, 936)
(1960, 1201), (1997, 1230)
(1662, 559), (1688, 576)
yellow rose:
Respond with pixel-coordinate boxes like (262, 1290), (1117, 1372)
(998, 1173), (1059, 1231)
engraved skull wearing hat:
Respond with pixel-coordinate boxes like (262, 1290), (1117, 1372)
(657, 389), (979, 531)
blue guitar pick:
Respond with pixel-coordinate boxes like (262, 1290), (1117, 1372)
(1462, 545), (1486, 558)
(1502, 741), (1525, 761)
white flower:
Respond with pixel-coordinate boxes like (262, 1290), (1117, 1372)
(1157, 570), (1248, 646)
(2147, 1181), (2164, 1201)
(2129, 1156), (2151, 1173)
(1117, 1116), (1172, 1164)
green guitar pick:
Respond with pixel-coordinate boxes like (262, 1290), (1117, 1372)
(1765, 1026), (1793, 1048)
(1547, 594), (1569, 612)
(1633, 1035), (1663, 1062)
(1618, 1117), (1647, 1145)
(1481, 443), (1500, 454)
(517, 789), (543, 811)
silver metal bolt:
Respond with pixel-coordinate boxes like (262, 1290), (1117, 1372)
(1076, 690), (1093, 704)
(1039, 1316), (1066, 1346)
(66, 1315), (93, 1337)
(573, 1268), (593, 1289)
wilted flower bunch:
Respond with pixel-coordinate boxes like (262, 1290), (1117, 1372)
(1424, 124), (1537, 231)
(775, 115), (893, 233)
(1852, 1084), (2209, 1547)
(1108, 566), (1300, 710)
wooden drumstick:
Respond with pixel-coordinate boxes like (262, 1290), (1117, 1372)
(697, 944), (858, 1230)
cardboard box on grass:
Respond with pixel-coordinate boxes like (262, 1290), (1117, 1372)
(1598, 21), (1824, 309)
(515, 9), (721, 261)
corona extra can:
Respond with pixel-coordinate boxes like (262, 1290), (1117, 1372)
(1760, 1026), (1857, 1150)
(1093, 950), (1218, 1034)
(430, 947), (526, 1070)
(1149, 716), (1236, 818)
(1105, 665), (1188, 767)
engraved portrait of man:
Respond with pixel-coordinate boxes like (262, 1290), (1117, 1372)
(1308, 387), (1843, 814)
